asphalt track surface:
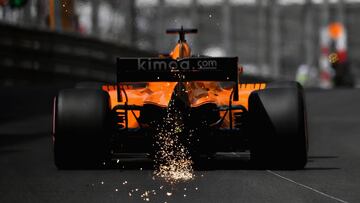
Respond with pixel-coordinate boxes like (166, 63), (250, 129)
(0, 87), (360, 203)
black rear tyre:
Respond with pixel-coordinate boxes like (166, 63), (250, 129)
(53, 89), (111, 169)
(248, 82), (308, 169)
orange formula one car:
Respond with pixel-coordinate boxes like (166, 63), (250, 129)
(52, 28), (308, 169)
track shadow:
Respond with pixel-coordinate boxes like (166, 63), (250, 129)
(59, 157), (342, 171)
(95, 154), (341, 171)
(106, 159), (253, 170)
(95, 154), (253, 170)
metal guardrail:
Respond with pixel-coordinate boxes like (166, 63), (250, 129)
(0, 23), (154, 83)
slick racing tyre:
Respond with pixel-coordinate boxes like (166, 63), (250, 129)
(248, 82), (308, 169)
(53, 89), (111, 169)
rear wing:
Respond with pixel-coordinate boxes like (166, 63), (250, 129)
(116, 57), (239, 100)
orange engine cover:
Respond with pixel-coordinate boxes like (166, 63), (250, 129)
(103, 82), (266, 128)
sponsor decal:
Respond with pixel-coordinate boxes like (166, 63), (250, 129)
(137, 58), (218, 71)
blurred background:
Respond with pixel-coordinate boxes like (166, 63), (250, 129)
(0, 0), (359, 87)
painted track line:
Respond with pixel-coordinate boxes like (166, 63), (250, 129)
(267, 170), (349, 203)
